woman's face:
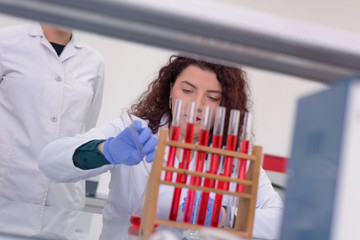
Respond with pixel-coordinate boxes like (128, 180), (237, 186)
(170, 65), (222, 142)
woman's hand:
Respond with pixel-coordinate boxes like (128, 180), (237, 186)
(100, 120), (157, 165)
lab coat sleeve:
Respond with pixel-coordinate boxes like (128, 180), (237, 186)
(39, 118), (123, 182)
(252, 168), (284, 239)
(84, 56), (105, 131)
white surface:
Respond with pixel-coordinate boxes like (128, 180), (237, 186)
(87, 212), (103, 240)
(331, 81), (360, 240)
(84, 197), (106, 214)
(265, 171), (287, 188)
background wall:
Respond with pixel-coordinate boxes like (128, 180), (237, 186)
(2, 0), (357, 195)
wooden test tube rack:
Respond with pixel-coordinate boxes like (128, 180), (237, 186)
(139, 129), (262, 240)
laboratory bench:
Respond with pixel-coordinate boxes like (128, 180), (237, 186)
(84, 195), (106, 215)
(0, 197), (272, 240)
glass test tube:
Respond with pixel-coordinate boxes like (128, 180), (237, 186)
(130, 191), (159, 228)
(165, 99), (184, 182)
(211, 109), (240, 227)
(169, 101), (197, 221)
(121, 109), (150, 174)
(197, 106), (226, 225)
(237, 112), (251, 192)
(183, 105), (212, 223)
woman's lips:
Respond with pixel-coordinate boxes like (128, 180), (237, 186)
(183, 115), (201, 122)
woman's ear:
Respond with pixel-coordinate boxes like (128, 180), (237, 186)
(168, 83), (174, 110)
(169, 82), (173, 98)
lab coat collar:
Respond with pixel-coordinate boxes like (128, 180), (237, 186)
(60, 35), (81, 62)
(27, 23), (85, 61)
(27, 22), (44, 37)
(27, 23), (84, 47)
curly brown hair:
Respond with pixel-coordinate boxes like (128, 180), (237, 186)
(130, 55), (250, 145)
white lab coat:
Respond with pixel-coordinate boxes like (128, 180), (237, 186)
(39, 113), (283, 239)
(0, 23), (105, 209)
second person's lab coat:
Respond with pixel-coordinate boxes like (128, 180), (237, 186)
(0, 23), (105, 209)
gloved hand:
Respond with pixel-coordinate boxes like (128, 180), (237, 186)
(103, 120), (157, 165)
(181, 196), (222, 226)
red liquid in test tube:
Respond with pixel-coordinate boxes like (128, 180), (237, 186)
(165, 99), (184, 182)
(130, 215), (141, 225)
(165, 125), (181, 181)
(169, 101), (197, 221)
(237, 139), (250, 192)
(211, 109), (240, 227)
(220, 134), (237, 189)
(183, 106), (212, 223)
(237, 112), (252, 192)
(130, 216), (159, 228)
(196, 134), (222, 225)
(178, 122), (195, 183)
(197, 106), (226, 226)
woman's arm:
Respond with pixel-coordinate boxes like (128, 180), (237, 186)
(73, 139), (109, 170)
(38, 118), (123, 182)
(39, 116), (157, 182)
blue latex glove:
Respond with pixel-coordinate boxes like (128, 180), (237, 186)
(103, 120), (157, 165)
(181, 196), (222, 226)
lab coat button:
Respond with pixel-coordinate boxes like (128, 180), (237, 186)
(55, 76), (62, 82)
(51, 117), (57, 122)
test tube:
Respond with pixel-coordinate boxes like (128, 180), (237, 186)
(211, 109), (240, 227)
(165, 99), (184, 182)
(121, 109), (150, 174)
(237, 112), (251, 192)
(197, 106), (226, 225)
(130, 190), (159, 228)
(183, 105), (212, 223)
(169, 101), (197, 221)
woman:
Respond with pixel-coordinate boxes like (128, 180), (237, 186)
(39, 56), (283, 239)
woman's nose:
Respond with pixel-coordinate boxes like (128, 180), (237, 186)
(195, 95), (205, 111)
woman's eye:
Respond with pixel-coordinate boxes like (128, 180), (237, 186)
(208, 96), (221, 102)
(182, 89), (192, 94)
